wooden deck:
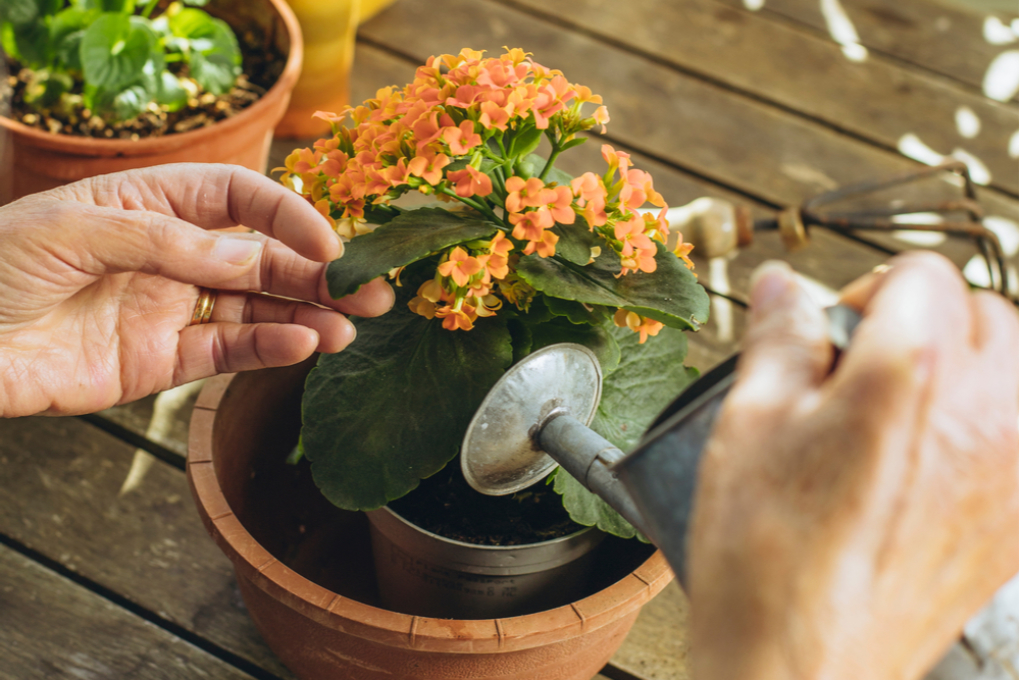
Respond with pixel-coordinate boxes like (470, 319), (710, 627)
(1, 0), (1017, 678)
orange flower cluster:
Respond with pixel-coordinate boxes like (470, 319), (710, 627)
(276, 48), (696, 343)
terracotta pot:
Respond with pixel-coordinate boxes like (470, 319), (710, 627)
(188, 359), (674, 680)
(0, 0), (303, 205)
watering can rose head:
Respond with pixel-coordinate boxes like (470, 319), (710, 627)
(277, 47), (698, 343)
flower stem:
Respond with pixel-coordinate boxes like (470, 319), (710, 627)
(539, 137), (562, 182)
(441, 189), (506, 227)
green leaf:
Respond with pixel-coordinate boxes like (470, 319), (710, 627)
(559, 137), (588, 152)
(0, 0), (40, 24)
(155, 69), (186, 110)
(549, 221), (596, 265)
(508, 126), (543, 159)
(590, 325), (699, 452)
(51, 7), (96, 71)
(326, 208), (499, 299)
(23, 69), (71, 107)
(553, 325), (699, 540)
(528, 317), (620, 373)
(111, 81), (148, 118)
(169, 9), (240, 94)
(79, 0), (134, 11)
(516, 241), (709, 331)
(301, 303), (513, 511)
(81, 13), (156, 91)
(0, 22), (21, 61)
(542, 295), (612, 326)
(9, 18), (50, 65)
(182, 0), (209, 5)
(517, 152), (573, 186)
(552, 469), (642, 540)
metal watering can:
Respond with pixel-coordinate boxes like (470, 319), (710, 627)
(460, 305), (862, 586)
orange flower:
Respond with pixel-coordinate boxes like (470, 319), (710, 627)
(522, 229), (559, 258)
(478, 100), (511, 130)
(614, 215), (657, 275)
(408, 152), (450, 186)
(443, 120), (483, 155)
(570, 172), (608, 228)
(504, 176), (547, 213)
(436, 304), (477, 331)
(601, 144), (632, 176)
(484, 231), (514, 279)
(447, 166), (493, 198)
(509, 211), (548, 242)
(438, 247), (484, 287)
(619, 168), (665, 211)
(673, 235), (696, 271)
(614, 309), (664, 344)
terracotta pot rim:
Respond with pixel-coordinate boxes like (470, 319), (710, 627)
(188, 370), (674, 654)
(0, 0), (303, 158)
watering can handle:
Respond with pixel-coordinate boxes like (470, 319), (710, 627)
(611, 304), (862, 586)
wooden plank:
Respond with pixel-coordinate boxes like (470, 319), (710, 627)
(0, 416), (297, 680)
(609, 581), (691, 680)
(716, 0), (1018, 98)
(0, 543), (256, 680)
(497, 0), (1018, 195)
(359, 0), (1018, 266)
(0, 412), (687, 680)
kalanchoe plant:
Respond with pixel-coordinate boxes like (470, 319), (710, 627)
(0, 0), (241, 121)
(280, 48), (710, 540)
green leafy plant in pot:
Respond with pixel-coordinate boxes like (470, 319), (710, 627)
(279, 47), (710, 619)
(1, 0), (241, 126)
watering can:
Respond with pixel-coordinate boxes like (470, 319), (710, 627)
(460, 305), (862, 586)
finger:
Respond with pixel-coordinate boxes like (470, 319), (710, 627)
(731, 260), (833, 408)
(839, 264), (891, 310)
(174, 322), (322, 385)
(970, 290), (1019, 406)
(58, 164), (341, 262)
(249, 240), (395, 316)
(211, 292), (356, 354)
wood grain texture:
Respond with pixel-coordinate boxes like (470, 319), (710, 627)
(0, 416), (297, 679)
(498, 0), (1019, 195)
(0, 543), (256, 680)
(358, 0), (1017, 269)
(0, 413), (683, 680)
(717, 0), (1018, 97)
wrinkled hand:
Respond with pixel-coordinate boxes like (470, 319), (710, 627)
(690, 253), (1018, 680)
(0, 164), (394, 418)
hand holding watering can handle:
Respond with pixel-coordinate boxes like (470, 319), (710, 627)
(540, 305), (861, 587)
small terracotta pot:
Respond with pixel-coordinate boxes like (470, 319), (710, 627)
(0, 0), (302, 205)
(188, 359), (674, 680)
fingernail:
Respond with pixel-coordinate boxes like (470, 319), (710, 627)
(749, 260), (794, 311)
(213, 236), (262, 265)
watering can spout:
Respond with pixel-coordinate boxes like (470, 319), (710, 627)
(462, 305), (862, 589)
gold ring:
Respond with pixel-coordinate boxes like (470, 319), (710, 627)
(189, 288), (218, 326)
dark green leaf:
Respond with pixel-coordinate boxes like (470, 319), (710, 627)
(0, 0), (39, 24)
(552, 469), (642, 540)
(529, 318), (620, 373)
(326, 208), (499, 299)
(549, 221), (596, 265)
(542, 296), (612, 325)
(590, 325), (698, 452)
(81, 12), (156, 90)
(507, 317), (533, 364)
(554, 325), (698, 539)
(301, 304), (512, 511)
(10, 19), (50, 65)
(516, 241), (709, 331)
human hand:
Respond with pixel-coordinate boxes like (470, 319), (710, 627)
(0, 164), (394, 418)
(689, 253), (1018, 680)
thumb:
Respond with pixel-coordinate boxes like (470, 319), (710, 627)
(733, 261), (833, 408)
